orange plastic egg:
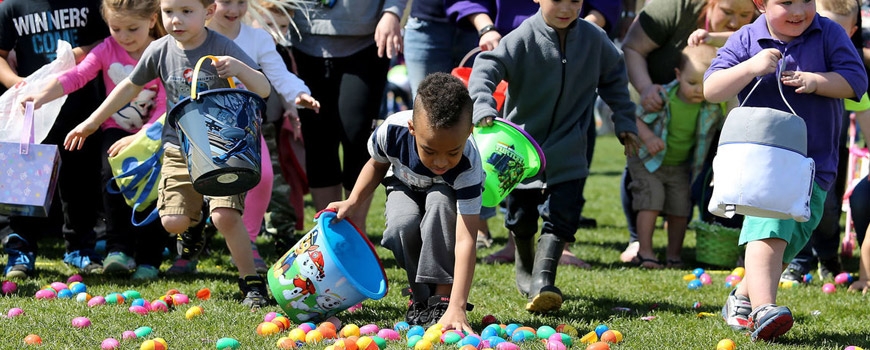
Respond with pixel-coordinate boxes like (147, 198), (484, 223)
(600, 330), (623, 344)
(271, 316), (291, 331)
(276, 337), (296, 349)
(586, 342), (611, 350)
(318, 325), (337, 339)
(195, 288), (211, 300)
(24, 334), (42, 345)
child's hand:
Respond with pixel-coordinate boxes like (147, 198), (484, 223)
(746, 48), (782, 77)
(849, 279), (870, 294)
(476, 116), (495, 127)
(107, 134), (137, 157)
(640, 84), (666, 112)
(295, 92), (320, 113)
(211, 56), (245, 79)
(687, 29), (709, 47)
(21, 92), (47, 111)
(326, 200), (355, 223)
(64, 121), (100, 151)
(781, 70), (818, 94)
(281, 102), (303, 141)
(642, 135), (665, 155)
(437, 309), (475, 335)
(620, 132), (642, 157)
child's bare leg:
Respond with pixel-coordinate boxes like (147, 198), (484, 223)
(162, 214), (192, 236)
(212, 208), (256, 277)
(665, 215), (688, 266)
(558, 243), (591, 268)
(635, 210), (662, 268)
(739, 238), (787, 308)
(484, 233), (516, 264)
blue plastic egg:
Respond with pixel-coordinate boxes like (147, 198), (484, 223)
(594, 324), (609, 338)
(692, 268), (705, 277)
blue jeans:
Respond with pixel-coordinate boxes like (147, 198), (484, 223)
(403, 17), (478, 98)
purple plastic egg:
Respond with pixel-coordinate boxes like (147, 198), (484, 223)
(129, 305), (149, 315)
(34, 289), (57, 300)
(377, 328), (400, 341)
(7, 307), (24, 318)
(359, 323), (379, 335)
(100, 338), (119, 350)
(122, 330), (137, 339)
(87, 295), (106, 307)
(1, 280), (17, 295)
(67, 274), (83, 283)
(71, 316), (91, 328)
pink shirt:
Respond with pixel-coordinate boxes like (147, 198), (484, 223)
(57, 37), (165, 132)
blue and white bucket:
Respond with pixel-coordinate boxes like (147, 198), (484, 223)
(167, 56), (265, 196)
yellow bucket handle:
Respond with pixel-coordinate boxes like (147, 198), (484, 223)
(191, 55), (236, 100)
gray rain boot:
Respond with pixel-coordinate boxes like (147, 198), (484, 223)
(525, 234), (564, 313)
(514, 233), (534, 297)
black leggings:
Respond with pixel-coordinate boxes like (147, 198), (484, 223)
(293, 44), (390, 190)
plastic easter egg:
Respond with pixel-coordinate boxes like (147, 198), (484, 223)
(803, 273), (814, 284)
(716, 338), (736, 350)
(67, 274), (83, 283)
(172, 293), (190, 306)
(835, 272), (853, 285)
(586, 342), (610, 350)
(377, 328), (400, 341)
(481, 314), (498, 326)
(683, 273), (698, 281)
(264, 311), (278, 322)
(123, 331), (138, 339)
(546, 340), (567, 350)
(700, 273), (713, 285)
(272, 316), (291, 331)
(150, 300), (169, 312)
(24, 334), (42, 345)
(101, 338), (120, 350)
(215, 337), (240, 349)
(780, 280), (797, 289)
(731, 267), (745, 278)
(580, 331), (598, 344)
(165, 288), (181, 295)
(407, 325), (425, 338)
(123, 290), (141, 300)
(693, 301), (702, 309)
(356, 336), (378, 350)
(422, 330), (441, 344)
(600, 330), (623, 344)
(425, 323), (443, 333)
(318, 321), (337, 332)
(305, 329), (324, 343)
(75, 292), (92, 302)
(371, 335), (387, 349)
(317, 324), (337, 339)
(555, 324), (577, 337)
(504, 323), (521, 336)
(69, 281), (86, 294)
(442, 331), (462, 344)
(50, 282), (68, 292)
(495, 342), (520, 350)
(140, 338), (168, 350)
(129, 305), (149, 315)
(486, 336), (506, 347)
(134, 326), (153, 338)
(459, 345), (477, 350)
(823, 283), (837, 294)
(594, 324), (609, 338)
(688, 279), (703, 290)
(185, 305), (204, 319)
(7, 307), (24, 318)
(71, 316), (91, 328)
(276, 337), (297, 349)
(105, 293), (125, 305)
(257, 322), (280, 336)
(459, 334), (482, 348)
(325, 316), (342, 330)
(481, 325), (500, 339)
(537, 325), (557, 339)
(414, 339), (433, 350)
(692, 268), (705, 277)
(845, 347), (865, 350)
(359, 323), (379, 335)
(287, 328), (306, 342)
(394, 321), (410, 331)
(341, 324), (361, 337)
(511, 329), (535, 342)
(407, 335), (423, 348)
(332, 338), (357, 350)
(131, 298), (146, 307)
(549, 333), (573, 347)
(35, 289), (57, 300)
(195, 288), (211, 300)
(2, 280), (18, 294)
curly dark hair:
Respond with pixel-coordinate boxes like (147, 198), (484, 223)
(414, 72), (472, 129)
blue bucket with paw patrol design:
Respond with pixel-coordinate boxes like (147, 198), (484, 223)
(267, 209), (388, 323)
(167, 55), (265, 196)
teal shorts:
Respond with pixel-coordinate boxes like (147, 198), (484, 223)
(738, 182), (827, 263)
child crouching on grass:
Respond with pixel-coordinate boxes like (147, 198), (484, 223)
(327, 73), (481, 333)
(705, 0), (866, 341)
(63, 0), (274, 307)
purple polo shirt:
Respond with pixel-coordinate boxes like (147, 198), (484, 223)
(706, 14), (867, 191)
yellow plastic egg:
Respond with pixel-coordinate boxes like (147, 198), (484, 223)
(184, 305), (204, 320)
(276, 336), (296, 349)
(341, 324), (361, 338)
(287, 328), (307, 342)
(305, 329), (324, 343)
(716, 338), (736, 350)
(414, 339), (433, 350)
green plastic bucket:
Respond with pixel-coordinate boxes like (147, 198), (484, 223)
(472, 118), (546, 207)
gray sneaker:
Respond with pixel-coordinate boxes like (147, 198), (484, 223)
(779, 266), (803, 285)
(722, 289), (752, 330)
(102, 252), (137, 273)
(749, 304), (793, 341)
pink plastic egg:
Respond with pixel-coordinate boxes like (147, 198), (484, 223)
(88, 295), (106, 307)
(101, 338), (120, 350)
(377, 328), (401, 341)
(122, 330), (137, 339)
(67, 274), (83, 283)
(699, 273), (712, 285)
(547, 340), (567, 350)
(496, 342), (521, 350)
(71, 316), (91, 328)
(2, 280), (17, 295)
(264, 311), (278, 322)
(150, 300), (169, 312)
(50, 282), (68, 292)
(7, 307), (24, 318)
(822, 283), (836, 294)
(835, 273), (852, 285)
(34, 289), (57, 300)
(359, 323), (379, 335)
(129, 305), (149, 315)
(172, 293), (190, 305)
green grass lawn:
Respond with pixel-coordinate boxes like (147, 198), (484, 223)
(1, 135), (869, 349)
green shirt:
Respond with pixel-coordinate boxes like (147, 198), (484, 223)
(663, 88), (700, 165)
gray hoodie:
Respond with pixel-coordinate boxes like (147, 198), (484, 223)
(469, 9), (637, 186)
(291, 0), (406, 57)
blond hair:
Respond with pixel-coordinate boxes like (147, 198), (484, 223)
(817, 0), (860, 19)
(101, 0), (167, 38)
(679, 44), (718, 71)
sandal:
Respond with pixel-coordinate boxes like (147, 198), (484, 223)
(631, 254), (663, 269)
(666, 259), (685, 269)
